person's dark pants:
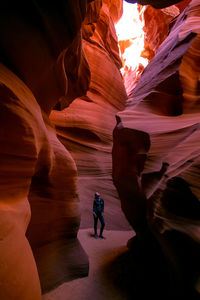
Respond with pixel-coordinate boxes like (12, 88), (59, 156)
(94, 213), (105, 236)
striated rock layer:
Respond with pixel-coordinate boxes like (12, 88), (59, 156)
(0, 1), (93, 299)
(122, 1), (192, 97)
(125, 0), (190, 8)
(113, 0), (200, 298)
(50, 0), (130, 231)
(122, 4), (179, 97)
(1, 0), (199, 299)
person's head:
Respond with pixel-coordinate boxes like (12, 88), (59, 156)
(95, 192), (100, 198)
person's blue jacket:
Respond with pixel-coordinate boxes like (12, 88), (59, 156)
(93, 197), (104, 214)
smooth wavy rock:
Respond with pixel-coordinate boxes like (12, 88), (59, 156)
(113, 0), (200, 297)
(122, 1), (191, 97)
(0, 1), (92, 299)
(50, 0), (129, 231)
(125, 0), (189, 9)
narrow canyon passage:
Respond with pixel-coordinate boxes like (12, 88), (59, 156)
(50, 0), (200, 298)
(0, 1), (199, 300)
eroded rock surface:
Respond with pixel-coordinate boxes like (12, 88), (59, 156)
(125, 0), (189, 8)
(121, 2), (192, 97)
(50, 0), (130, 231)
(113, 0), (200, 297)
(1, 0), (199, 299)
(0, 1), (92, 299)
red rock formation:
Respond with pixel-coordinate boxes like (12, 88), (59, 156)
(0, 1), (92, 299)
(125, 0), (189, 8)
(50, 0), (130, 231)
(120, 4), (181, 96)
(120, 1), (192, 97)
(112, 0), (200, 297)
(142, 5), (180, 60)
(176, 0), (192, 11)
(1, 0), (199, 299)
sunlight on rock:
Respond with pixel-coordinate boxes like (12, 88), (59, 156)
(115, 1), (148, 92)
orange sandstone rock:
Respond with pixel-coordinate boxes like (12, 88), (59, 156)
(113, 0), (200, 297)
(50, 0), (129, 230)
(0, 1), (92, 299)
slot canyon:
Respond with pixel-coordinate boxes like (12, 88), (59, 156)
(0, 0), (199, 299)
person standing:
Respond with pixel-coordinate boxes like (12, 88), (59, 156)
(93, 192), (106, 239)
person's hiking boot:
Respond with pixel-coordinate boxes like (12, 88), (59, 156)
(99, 235), (106, 239)
(94, 234), (98, 239)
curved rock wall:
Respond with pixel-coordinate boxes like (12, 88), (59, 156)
(1, 0), (199, 299)
(121, 1), (192, 97)
(112, 0), (200, 297)
(0, 1), (93, 299)
(125, 0), (190, 8)
(50, 0), (130, 231)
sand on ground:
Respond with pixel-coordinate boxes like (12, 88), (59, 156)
(43, 229), (135, 300)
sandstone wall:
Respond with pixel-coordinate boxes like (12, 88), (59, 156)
(1, 0), (199, 299)
(113, 0), (200, 297)
(50, 0), (130, 231)
(0, 1), (93, 299)
(122, 0), (192, 96)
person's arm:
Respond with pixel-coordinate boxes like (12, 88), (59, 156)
(93, 199), (97, 215)
(102, 199), (104, 213)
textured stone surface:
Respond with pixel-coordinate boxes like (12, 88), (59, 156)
(142, 5), (180, 60)
(125, 0), (188, 8)
(121, 4), (180, 97)
(119, 1), (192, 97)
(0, 1), (92, 299)
(50, 0), (130, 231)
(1, 0), (199, 299)
(0, 66), (89, 297)
(113, 0), (200, 297)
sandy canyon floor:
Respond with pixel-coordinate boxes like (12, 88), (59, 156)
(43, 229), (135, 300)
